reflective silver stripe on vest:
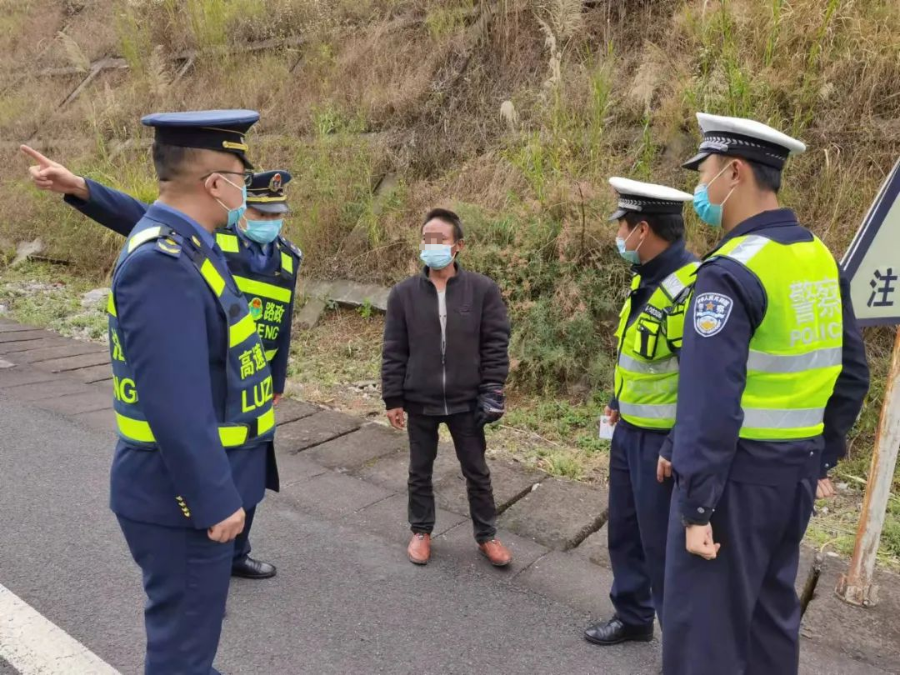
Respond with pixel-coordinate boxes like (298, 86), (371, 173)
(721, 234), (771, 265)
(619, 402), (678, 419)
(746, 347), (843, 374)
(661, 272), (686, 300)
(618, 353), (680, 375)
(741, 407), (825, 429)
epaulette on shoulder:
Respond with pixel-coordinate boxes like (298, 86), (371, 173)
(279, 235), (302, 259)
(155, 235), (183, 258)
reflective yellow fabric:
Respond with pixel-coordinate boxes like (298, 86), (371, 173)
(613, 262), (699, 430)
(233, 276), (292, 303)
(200, 259), (226, 297)
(229, 313), (257, 348)
(281, 252), (294, 275)
(115, 412), (274, 448)
(216, 232), (240, 253)
(709, 234), (843, 440)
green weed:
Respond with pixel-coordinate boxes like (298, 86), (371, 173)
(424, 1), (474, 40)
(543, 452), (584, 480)
(357, 298), (374, 319)
(114, 1), (151, 74)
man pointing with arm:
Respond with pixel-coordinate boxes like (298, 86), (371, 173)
(23, 145), (302, 582)
(97, 110), (276, 673)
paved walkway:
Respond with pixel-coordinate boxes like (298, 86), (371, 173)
(0, 317), (897, 674)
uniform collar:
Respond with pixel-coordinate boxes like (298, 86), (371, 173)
(716, 208), (799, 249)
(635, 238), (688, 284)
(148, 202), (217, 250)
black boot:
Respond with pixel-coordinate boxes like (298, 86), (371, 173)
(232, 556), (277, 579)
(583, 616), (654, 646)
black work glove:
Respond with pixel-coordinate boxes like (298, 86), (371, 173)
(475, 387), (506, 429)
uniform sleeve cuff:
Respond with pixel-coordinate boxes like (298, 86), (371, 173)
(63, 192), (88, 207)
(383, 397), (404, 411)
(660, 436), (673, 461)
(185, 483), (243, 530)
(680, 500), (712, 526)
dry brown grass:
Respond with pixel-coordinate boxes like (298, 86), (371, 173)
(2, 0), (899, 381)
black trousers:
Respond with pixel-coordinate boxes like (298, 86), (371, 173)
(407, 411), (497, 543)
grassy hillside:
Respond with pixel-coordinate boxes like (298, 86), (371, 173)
(2, 0), (900, 557)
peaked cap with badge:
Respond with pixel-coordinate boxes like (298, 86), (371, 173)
(141, 109), (259, 169)
(246, 170), (292, 214)
(608, 177), (694, 222)
(682, 112), (806, 171)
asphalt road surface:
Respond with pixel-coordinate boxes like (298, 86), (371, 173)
(0, 392), (888, 675)
(0, 394), (664, 675)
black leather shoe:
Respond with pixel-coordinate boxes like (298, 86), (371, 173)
(583, 617), (653, 645)
(231, 556), (277, 579)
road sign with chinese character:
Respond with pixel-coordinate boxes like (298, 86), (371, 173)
(842, 158), (900, 326)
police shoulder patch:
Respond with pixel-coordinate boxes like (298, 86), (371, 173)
(693, 292), (733, 337)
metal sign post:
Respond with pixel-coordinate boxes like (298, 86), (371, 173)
(837, 158), (900, 606)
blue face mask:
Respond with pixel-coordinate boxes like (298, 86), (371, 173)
(692, 162), (735, 228)
(244, 218), (283, 245)
(420, 244), (454, 270)
(212, 175), (247, 228)
(615, 226), (643, 265)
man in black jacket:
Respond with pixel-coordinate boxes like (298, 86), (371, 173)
(382, 208), (513, 567)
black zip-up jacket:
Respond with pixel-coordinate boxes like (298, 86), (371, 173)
(381, 264), (510, 415)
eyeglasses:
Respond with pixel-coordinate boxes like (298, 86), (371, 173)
(200, 170), (253, 187)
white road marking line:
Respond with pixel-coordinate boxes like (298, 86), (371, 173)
(0, 583), (120, 675)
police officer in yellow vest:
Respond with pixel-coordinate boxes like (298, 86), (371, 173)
(22, 149), (303, 582)
(584, 178), (696, 647)
(662, 114), (870, 675)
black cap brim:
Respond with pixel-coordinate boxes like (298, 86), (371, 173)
(608, 208), (628, 222)
(682, 151), (710, 171)
(247, 201), (289, 214)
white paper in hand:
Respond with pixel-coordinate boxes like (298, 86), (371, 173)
(598, 415), (615, 441)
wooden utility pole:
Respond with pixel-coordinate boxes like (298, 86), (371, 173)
(837, 327), (900, 606)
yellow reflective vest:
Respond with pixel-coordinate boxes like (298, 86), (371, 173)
(614, 262), (700, 430)
(703, 233), (843, 440)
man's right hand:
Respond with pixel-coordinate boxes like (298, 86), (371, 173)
(21, 145), (89, 200)
(208, 507), (245, 543)
(604, 405), (620, 425)
(685, 523), (720, 560)
(386, 408), (405, 430)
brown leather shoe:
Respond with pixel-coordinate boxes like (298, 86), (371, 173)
(407, 533), (431, 565)
(478, 539), (512, 567)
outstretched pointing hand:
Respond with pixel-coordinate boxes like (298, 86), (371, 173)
(20, 145), (89, 200)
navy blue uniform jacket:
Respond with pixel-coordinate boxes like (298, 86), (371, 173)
(109, 203), (268, 529)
